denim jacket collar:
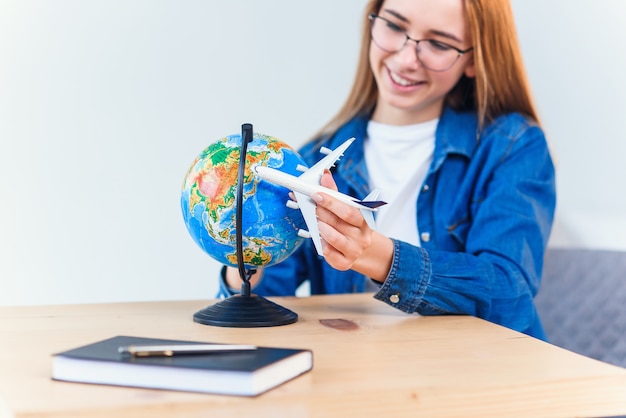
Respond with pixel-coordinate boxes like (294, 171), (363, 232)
(329, 106), (479, 197)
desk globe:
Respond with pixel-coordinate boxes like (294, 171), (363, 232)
(181, 126), (306, 327)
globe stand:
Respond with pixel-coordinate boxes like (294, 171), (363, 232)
(193, 123), (298, 327)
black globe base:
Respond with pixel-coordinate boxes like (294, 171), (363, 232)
(193, 294), (298, 327)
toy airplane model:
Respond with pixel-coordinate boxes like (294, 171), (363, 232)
(254, 137), (387, 256)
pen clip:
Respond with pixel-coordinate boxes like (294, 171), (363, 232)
(118, 343), (257, 357)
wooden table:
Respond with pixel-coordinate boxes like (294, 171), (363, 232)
(1, 294), (626, 417)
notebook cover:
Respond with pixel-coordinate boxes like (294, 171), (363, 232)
(54, 335), (309, 372)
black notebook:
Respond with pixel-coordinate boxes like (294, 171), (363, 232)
(52, 335), (312, 396)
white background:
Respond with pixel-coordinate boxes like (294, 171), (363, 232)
(1, 0), (624, 306)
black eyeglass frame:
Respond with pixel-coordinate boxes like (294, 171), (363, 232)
(368, 13), (474, 72)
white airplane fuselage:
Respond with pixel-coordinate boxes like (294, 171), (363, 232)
(254, 166), (377, 211)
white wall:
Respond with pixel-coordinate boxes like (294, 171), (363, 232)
(1, 0), (624, 306)
(0, 0), (366, 305)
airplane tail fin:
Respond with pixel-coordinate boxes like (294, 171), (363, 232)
(358, 189), (386, 229)
(356, 200), (387, 209)
(353, 189), (387, 209)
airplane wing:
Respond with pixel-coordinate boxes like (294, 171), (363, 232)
(292, 138), (355, 256)
(293, 191), (324, 256)
(298, 137), (355, 184)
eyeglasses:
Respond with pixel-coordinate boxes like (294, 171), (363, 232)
(368, 14), (473, 72)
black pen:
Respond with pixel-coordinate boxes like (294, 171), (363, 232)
(118, 344), (257, 357)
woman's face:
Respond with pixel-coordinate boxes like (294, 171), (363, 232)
(369, 0), (475, 125)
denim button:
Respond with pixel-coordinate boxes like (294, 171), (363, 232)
(422, 184), (429, 192)
(390, 294), (400, 304)
(421, 232), (431, 242)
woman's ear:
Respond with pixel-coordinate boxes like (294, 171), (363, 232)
(464, 61), (476, 78)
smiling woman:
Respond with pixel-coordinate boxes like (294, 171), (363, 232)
(222, 0), (557, 340)
(366, 0), (477, 125)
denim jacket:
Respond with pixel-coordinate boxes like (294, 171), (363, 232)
(220, 106), (556, 339)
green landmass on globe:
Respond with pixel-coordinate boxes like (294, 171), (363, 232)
(181, 133), (307, 269)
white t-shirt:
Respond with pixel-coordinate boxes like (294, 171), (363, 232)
(364, 118), (437, 247)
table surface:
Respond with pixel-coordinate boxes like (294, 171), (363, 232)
(1, 293), (626, 418)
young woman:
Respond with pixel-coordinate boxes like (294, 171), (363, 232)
(222, 0), (556, 339)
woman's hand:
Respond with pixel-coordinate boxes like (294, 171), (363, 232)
(312, 170), (394, 282)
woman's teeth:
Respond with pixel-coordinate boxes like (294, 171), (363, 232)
(390, 71), (418, 86)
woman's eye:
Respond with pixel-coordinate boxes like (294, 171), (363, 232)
(427, 40), (453, 51)
(385, 21), (405, 33)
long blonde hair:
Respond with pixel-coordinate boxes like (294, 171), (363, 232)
(313, 0), (539, 139)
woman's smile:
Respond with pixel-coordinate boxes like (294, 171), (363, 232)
(387, 67), (423, 88)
